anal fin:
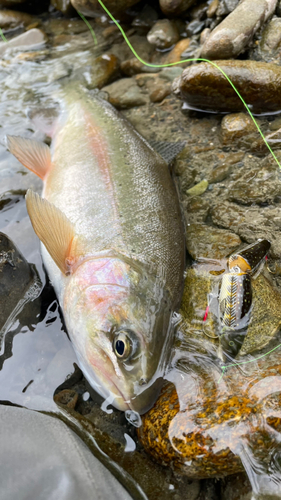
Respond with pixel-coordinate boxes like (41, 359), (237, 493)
(7, 136), (51, 180)
(26, 190), (77, 275)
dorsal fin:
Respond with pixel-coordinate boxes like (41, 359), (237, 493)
(7, 136), (51, 180)
(149, 140), (186, 164)
(26, 190), (76, 275)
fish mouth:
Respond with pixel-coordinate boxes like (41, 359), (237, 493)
(77, 349), (132, 412)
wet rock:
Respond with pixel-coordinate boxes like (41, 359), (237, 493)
(54, 389), (79, 409)
(185, 223), (241, 260)
(147, 20), (179, 50)
(173, 60), (281, 113)
(189, 1), (209, 21)
(183, 196), (210, 223)
(216, 0), (239, 16)
(149, 82), (171, 103)
(207, 163), (230, 184)
(220, 473), (252, 500)
(200, 28), (211, 45)
(251, 126), (281, 154)
(211, 201), (281, 258)
(121, 58), (160, 76)
(239, 271), (281, 355)
(135, 71), (174, 103)
(161, 37), (192, 64)
(0, 0), (26, 6)
(186, 20), (205, 37)
(108, 34), (154, 66)
(207, 0), (219, 18)
(0, 10), (34, 30)
(87, 54), (120, 89)
(186, 179), (208, 197)
(51, 0), (76, 15)
(0, 28), (47, 57)
(70, 0), (140, 17)
(102, 25), (121, 42)
(159, 0), (197, 16)
(0, 232), (34, 332)
(226, 155), (281, 205)
(258, 16), (281, 61)
(159, 66), (183, 82)
(179, 37), (200, 61)
(102, 78), (148, 109)
(201, 0), (277, 59)
(220, 113), (258, 145)
(132, 5), (158, 30)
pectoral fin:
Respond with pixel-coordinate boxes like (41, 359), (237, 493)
(26, 190), (76, 275)
(7, 136), (51, 180)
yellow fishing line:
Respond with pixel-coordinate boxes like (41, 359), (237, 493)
(78, 11), (98, 45)
(92, 0), (280, 169)
(0, 28), (8, 43)
(218, 341), (281, 382)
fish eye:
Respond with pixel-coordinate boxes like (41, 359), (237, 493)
(113, 330), (134, 360)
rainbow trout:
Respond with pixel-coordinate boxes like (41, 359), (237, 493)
(7, 84), (185, 413)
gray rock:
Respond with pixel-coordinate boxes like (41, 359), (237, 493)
(216, 0), (239, 16)
(132, 5), (158, 29)
(211, 200), (281, 258)
(207, 0), (219, 18)
(102, 78), (148, 109)
(207, 163), (231, 184)
(159, 0), (197, 16)
(185, 223), (241, 260)
(201, 0), (278, 59)
(0, 232), (40, 334)
(159, 66), (183, 82)
(258, 16), (281, 61)
(0, 29), (47, 57)
(226, 155), (281, 205)
(70, 0), (140, 17)
(51, 0), (76, 15)
(186, 20), (205, 37)
(147, 19), (179, 50)
(0, 10), (34, 29)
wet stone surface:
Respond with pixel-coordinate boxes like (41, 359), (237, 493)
(200, 0), (277, 59)
(173, 60), (281, 113)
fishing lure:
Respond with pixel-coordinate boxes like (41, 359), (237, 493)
(203, 240), (271, 360)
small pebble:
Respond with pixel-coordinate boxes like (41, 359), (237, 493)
(186, 179), (209, 196)
(185, 223), (241, 261)
(102, 78), (148, 109)
(159, 0), (197, 16)
(147, 19), (179, 50)
(220, 113), (257, 144)
(208, 163), (230, 184)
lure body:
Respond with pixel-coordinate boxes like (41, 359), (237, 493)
(218, 240), (271, 360)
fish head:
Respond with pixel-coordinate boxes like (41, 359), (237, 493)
(63, 258), (174, 414)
